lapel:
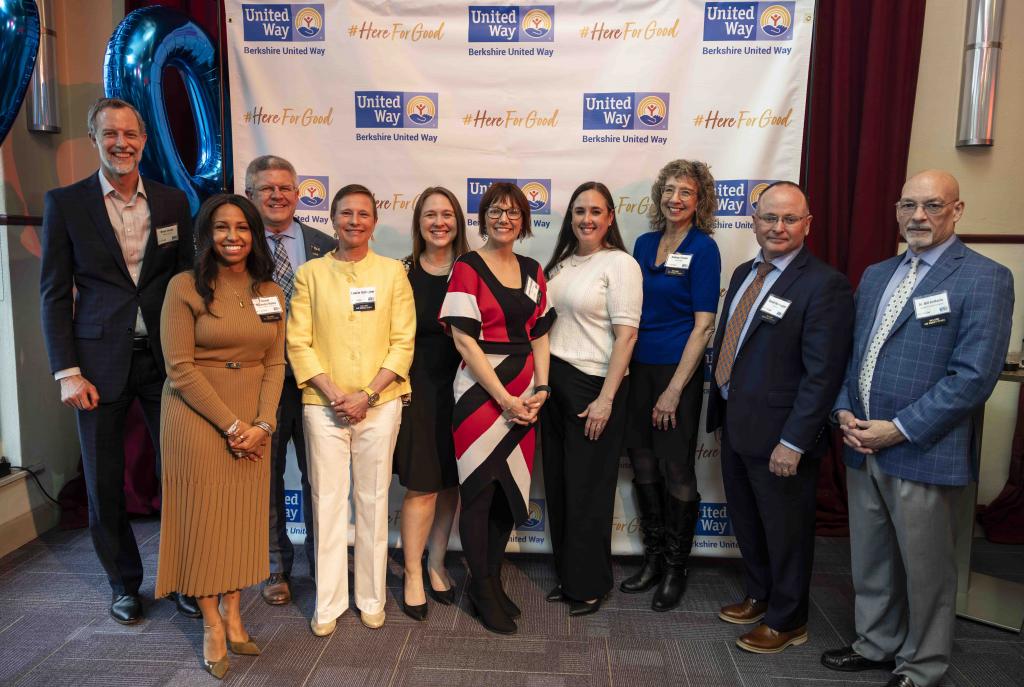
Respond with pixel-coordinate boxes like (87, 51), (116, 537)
(884, 238), (965, 343)
(84, 173), (133, 283)
(300, 223), (327, 261)
(737, 246), (809, 350)
(853, 254), (901, 363)
(137, 180), (163, 288)
(714, 259), (754, 355)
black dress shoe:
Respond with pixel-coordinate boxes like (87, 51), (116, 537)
(427, 584), (455, 605)
(885, 676), (917, 687)
(821, 646), (896, 672)
(401, 595), (428, 621)
(171, 592), (201, 618)
(546, 585), (565, 603)
(110, 594), (143, 625)
(568, 597), (602, 617)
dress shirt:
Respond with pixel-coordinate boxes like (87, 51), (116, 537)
(720, 247), (802, 453)
(266, 220), (307, 270)
(287, 250), (415, 407)
(54, 172), (150, 381)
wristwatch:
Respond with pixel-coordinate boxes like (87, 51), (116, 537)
(361, 386), (380, 407)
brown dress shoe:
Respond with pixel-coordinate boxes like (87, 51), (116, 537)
(736, 623), (808, 654)
(718, 597), (768, 624)
(261, 573), (291, 605)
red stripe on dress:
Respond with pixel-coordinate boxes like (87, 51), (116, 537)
(475, 277), (509, 342)
(454, 401), (501, 456)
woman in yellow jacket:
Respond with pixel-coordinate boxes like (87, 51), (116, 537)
(287, 184), (415, 635)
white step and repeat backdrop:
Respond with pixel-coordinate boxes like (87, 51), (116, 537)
(226, 0), (816, 556)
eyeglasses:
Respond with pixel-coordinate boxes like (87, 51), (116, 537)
(754, 214), (808, 226)
(661, 187), (695, 200)
(894, 200), (957, 216)
(253, 184), (297, 196)
(486, 206), (522, 220)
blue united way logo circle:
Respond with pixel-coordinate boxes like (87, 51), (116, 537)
(522, 501), (544, 529)
(298, 178), (327, 208)
(636, 95), (667, 127)
(294, 7), (324, 39)
(749, 182), (770, 210)
(520, 181), (549, 212)
(405, 95), (436, 125)
(760, 5), (792, 37)
(521, 8), (552, 39)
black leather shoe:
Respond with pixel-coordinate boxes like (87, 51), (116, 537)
(171, 592), (201, 618)
(110, 594), (143, 625)
(885, 676), (918, 687)
(546, 585), (565, 603)
(821, 646), (896, 672)
(568, 597), (602, 617)
(427, 584), (455, 605)
(401, 595), (428, 621)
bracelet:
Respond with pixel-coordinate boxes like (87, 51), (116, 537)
(225, 419), (240, 437)
(254, 421), (273, 435)
(534, 385), (552, 396)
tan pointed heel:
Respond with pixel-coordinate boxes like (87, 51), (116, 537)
(202, 624), (230, 679)
(228, 638), (261, 656)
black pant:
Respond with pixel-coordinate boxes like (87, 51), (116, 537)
(541, 357), (628, 600)
(269, 377), (315, 577)
(76, 348), (163, 596)
(720, 422), (819, 631)
(459, 481), (514, 580)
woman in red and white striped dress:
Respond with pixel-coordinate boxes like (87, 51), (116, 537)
(439, 182), (555, 635)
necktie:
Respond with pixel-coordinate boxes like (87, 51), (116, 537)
(715, 261), (775, 389)
(268, 234), (296, 307)
(858, 256), (920, 418)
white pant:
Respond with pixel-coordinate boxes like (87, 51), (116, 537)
(304, 400), (401, 624)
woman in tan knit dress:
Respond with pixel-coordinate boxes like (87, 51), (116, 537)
(156, 194), (285, 679)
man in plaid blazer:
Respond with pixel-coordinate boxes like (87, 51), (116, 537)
(822, 170), (1015, 687)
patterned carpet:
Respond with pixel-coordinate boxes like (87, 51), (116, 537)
(1, 519), (1022, 686)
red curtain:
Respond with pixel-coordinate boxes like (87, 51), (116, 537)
(802, 0), (927, 535)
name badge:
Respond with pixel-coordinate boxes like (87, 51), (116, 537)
(252, 296), (283, 322)
(524, 277), (540, 303)
(759, 294), (792, 324)
(155, 223), (178, 245)
(350, 287), (376, 311)
(913, 291), (950, 327)
(665, 253), (693, 276)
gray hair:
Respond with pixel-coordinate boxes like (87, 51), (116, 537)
(244, 155), (297, 193)
(86, 98), (146, 138)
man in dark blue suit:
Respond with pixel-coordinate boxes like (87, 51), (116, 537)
(40, 98), (196, 624)
(822, 170), (1014, 687)
(244, 155), (336, 605)
(707, 181), (854, 653)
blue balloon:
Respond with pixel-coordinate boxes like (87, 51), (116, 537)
(104, 7), (229, 214)
(0, 1), (40, 147)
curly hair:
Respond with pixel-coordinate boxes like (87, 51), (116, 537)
(648, 159), (718, 235)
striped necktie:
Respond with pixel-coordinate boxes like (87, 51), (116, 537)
(714, 261), (775, 389)
(268, 234), (296, 307)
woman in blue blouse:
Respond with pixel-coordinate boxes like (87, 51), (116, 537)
(621, 159), (721, 612)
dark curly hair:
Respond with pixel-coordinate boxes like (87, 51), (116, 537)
(648, 159), (718, 235)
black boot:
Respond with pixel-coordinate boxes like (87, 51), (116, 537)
(619, 482), (665, 593)
(652, 496), (699, 611)
(467, 576), (516, 634)
(489, 563), (521, 619)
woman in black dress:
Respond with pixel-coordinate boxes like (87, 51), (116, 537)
(394, 187), (470, 620)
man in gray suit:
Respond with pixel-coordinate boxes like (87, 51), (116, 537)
(822, 170), (1014, 687)
(245, 155), (336, 605)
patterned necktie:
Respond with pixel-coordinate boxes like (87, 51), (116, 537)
(715, 261), (775, 389)
(268, 234), (296, 307)
(858, 256), (920, 418)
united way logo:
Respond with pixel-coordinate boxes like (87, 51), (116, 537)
(283, 489), (303, 523)
(703, 2), (795, 41)
(297, 176), (328, 211)
(466, 178), (551, 215)
(242, 4), (326, 41)
(518, 499), (546, 531)
(354, 91), (439, 128)
(715, 179), (778, 215)
(695, 502), (733, 537)
(468, 5), (555, 42)
(583, 92), (670, 130)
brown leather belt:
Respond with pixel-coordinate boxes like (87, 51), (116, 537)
(194, 360), (262, 369)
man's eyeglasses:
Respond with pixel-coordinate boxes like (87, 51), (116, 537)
(486, 207), (522, 220)
(894, 200), (957, 216)
(754, 214), (808, 226)
(253, 184), (297, 196)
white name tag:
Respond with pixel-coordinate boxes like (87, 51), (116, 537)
(759, 294), (792, 323)
(252, 296), (283, 321)
(524, 276), (540, 303)
(665, 253), (693, 276)
(350, 286), (376, 311)
(913, 291), (950, 327)
(155, 223), (178, 245)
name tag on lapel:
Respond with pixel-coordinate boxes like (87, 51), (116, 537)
(350, 287), (376, 311)
(155, 224), (178, 245)
(665, 253), (692, 276)
(524, 277), (540, 303)
(759, 294), (792, 324)
(913, 291), (950, 327)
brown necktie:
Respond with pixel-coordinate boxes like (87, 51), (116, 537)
(714, 262), (775, 388)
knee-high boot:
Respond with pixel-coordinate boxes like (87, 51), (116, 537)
(652, 495), (700, 611)
(619, 482), (665, 593)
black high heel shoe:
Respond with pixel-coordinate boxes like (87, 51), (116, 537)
(402, 595), (428, 621)
(427, 584), (455, 605)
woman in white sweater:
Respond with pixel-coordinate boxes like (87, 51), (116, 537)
(540, 182), (642, 616)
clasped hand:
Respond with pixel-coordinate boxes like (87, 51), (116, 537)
(227, 420), (269, 461)
(330, 391), (369, 424)
(501, 391), (548, 426)
(836, 410), (906, 454)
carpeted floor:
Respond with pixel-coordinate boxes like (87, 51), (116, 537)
(1, 519), (1022, 686)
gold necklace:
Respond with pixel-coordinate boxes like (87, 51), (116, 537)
(422, 252), (454, 273)
(221, 275), (247, 308)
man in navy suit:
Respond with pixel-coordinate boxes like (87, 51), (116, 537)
(822, 170), (1014, 687)
(707, 182), (854, 654)
(40, 98), (196, 623)
(244, 155), (336, 605)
